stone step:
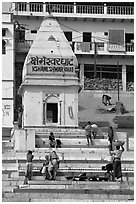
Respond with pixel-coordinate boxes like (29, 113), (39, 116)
(3, 164), (133, 173)
(35, 137), (109, 148)
(13, 185), (134, 195)
(2, 169), (134, 180)
(17, 170), (134, 180)
(2, 192), (134, 202)
(36, 133), (107, 139)
(2, 175), (134, 183)
(27, 180), (134, 187)
(2, 150), (134, 160)
(3, 158), (134, 166)
(18, 181), (134, 190)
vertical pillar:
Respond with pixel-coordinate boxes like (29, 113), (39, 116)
(104, 3), (107, 14)
(122, 65), (126, 92)
(26, 2), (30, 12)
(43, 2), (46, 13)
(74, 2), (76, 13)
(80, 63), (84, 90)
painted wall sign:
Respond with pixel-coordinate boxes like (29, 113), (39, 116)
(2, 100), (13, 127)
(28, 56), (75, 73)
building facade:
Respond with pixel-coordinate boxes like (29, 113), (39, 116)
(2, 12), (14, 130)
(2, 2), (134, 128)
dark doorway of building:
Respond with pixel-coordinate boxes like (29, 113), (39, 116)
(47, 103), (58, 123)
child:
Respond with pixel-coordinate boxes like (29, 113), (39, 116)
(49, 132), (56, 148)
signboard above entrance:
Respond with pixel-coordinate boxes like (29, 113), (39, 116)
(28, 56), (75, 74)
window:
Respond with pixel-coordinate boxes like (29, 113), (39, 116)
(64, 32), (72, 41)
(104, 32), (108, 36)
(31, 30), (37, 34)
(2, 40), (6, 54)
(125, 33), (134, 43)
(83, 32), (91, 42)
(109, 29), (124, 46)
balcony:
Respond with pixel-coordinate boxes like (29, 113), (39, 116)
(75, 42), (134, 55)
(15, 40), (134, 55)
(15, 40), (33, 52)
(13, 2), (134, 16)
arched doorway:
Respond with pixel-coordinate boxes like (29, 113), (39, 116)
(44, 94), (60, 126)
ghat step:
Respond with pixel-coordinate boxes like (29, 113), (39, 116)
(2, 192), (134, 202)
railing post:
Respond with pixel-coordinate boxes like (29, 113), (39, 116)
(104, 3), (107, 14)
(43, 2), (46, 13)
(74, 2), (76, 13)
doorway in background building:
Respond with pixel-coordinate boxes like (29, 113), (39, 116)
(46, 103), (58, 123)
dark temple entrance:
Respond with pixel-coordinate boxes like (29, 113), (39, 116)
(47, 103), (58, 123)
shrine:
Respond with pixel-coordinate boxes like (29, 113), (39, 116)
(14, 14), (80, 150)
(19, 14), (79, 128)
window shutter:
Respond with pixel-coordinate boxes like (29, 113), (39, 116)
(108, 29), (125, 52)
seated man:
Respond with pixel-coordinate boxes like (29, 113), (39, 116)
(102, 156), (113, 181)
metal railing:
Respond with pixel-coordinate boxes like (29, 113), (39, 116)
(15, 3), (134, 15)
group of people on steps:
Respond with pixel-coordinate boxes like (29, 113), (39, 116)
(85, 121), (124, 182)
(25, 124), (124, 182)
(25, 149), (60, 182)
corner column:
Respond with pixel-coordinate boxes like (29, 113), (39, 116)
(80, 63), (84, 90)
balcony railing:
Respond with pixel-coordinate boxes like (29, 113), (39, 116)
(29, 3), (43, 12)
(125, 43), (134, 52)
(76, 5), (104, 14)
(15, 40), (134, 54)
(14, 3), (134, 15)
(107, 6), (134, 15)
(46, 4), (74, 13)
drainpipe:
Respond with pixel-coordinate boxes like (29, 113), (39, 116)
(94, 41), (97, 78)
(117, 62), (120, 101)
(60, 100), (62, 125)
(64, 93), (65, 126)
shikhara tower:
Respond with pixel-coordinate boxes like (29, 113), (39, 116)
(19, 14), (79, 128)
